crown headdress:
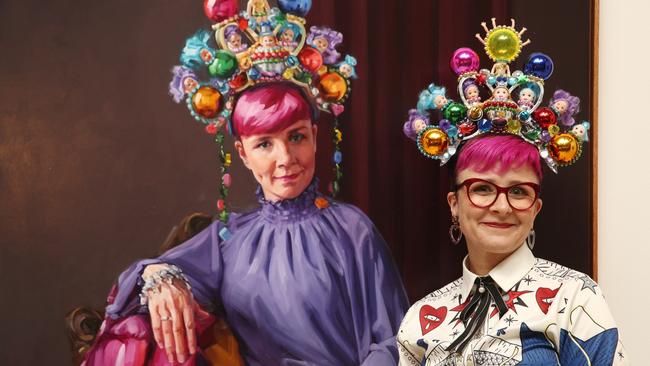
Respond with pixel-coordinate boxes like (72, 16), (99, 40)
(403, 18), (590, 173)
(169, 0), (357, 227)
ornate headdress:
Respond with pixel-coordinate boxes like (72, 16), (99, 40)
(403, 18), (590, 173)
(169, 0), (356, 226)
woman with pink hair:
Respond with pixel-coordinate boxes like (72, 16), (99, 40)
(397, 135), (627, 365)
(83, 83), (408, 366)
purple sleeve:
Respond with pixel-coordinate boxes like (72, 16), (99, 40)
(106, 221), (224, 319)
(344, 207), (409, 365)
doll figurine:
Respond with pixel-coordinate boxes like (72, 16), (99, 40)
(549, 89), (581, 126)
(180, 30), (216, 69)
(462, 80), (481, 105)
(517, 83), (541, 111)
(336, 55), (357, 79)
(169, 66), (198, 103)
(491, 86), (511, 102)
(571, 121), (590, 142)
(278, 24), (299, 51)
(225, 26), (249, 54)
(417, 84), (448, 114)
(251, 26), (288, 78)
(307, 26), (343, 65)
(247, 0), (270, 24)
(403, 109), (431, 140)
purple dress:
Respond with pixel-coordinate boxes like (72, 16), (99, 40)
(95, 180), (408, 365)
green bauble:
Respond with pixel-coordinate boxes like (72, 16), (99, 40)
(443, 102), (468, 124)
(208, 50), (238, 78)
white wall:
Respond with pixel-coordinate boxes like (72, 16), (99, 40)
(599, 0), (650, 361)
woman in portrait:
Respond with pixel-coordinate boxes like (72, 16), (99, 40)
(82, 3), (408, 366)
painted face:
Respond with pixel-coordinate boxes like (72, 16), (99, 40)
(227, 33), (242, 49)
(493, 87), (509, 100)
(572, 124), (586, 139)
(553, 100), (569, 115)
(182, 77), (198, 94)
(261, 35), (276, 48)
(448, 164), (542, 260)
(519, 88), (535, 103)
(412, 118), (428, 133)
(199, 49), (213, 63)
(236, 119), (317, 202)
(314, 37), (329, 53)
(465, 85), (479, 100)
(281, 29), (295, 42)
(433, 95), (448, 109)
(339, 64), (353, 78)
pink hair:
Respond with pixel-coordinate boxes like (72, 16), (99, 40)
(232, 83), (313, 137)
(455, 134), (543, 182)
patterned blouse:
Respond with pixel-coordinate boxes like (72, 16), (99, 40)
(397, 244), (628, 365)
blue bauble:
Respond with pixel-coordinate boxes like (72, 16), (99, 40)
(523, 53), (554, 80)
(478, 118), (492, 132)
(333, 151), (343, 164)
(278, 0), (312, 17)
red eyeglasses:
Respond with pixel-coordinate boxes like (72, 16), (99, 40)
(455, 178), (540, 211)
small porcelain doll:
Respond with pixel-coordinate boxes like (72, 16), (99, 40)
(491, 86), (511, 102)
(517, 83), (541, 111)
(417, 84), (448, 113)
(225, 26), (249, 54)
(462, 80), (481, 105)
(336, 55), (357, 79)
(169, 66), (198, 103)
(278, 24), (299, 51)
(180, 30), (216, 69)
(549, 89), (581, 126)
(571, 121), (590, 142)
(403, 109), (431, 140)
(247, 0), (270, 24)
(251, 26), (288, 77)
(307, 26), (343, 65)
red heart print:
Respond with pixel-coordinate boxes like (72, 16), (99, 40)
(419, 305), (447, 335)
(536, 286), (560, 314)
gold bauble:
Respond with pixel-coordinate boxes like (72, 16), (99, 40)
(468, 106), (483, 121)
(192, 86), (222, 119)
(419, 128), (449, 157)
(548, 133), (579, 164)
(318, 72), (348, 101)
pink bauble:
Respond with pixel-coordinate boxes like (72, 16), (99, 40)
(450, 47), (480, 75)
(204, 0), (238, 22)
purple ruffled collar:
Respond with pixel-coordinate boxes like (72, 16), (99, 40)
(255, 179), (326, 222)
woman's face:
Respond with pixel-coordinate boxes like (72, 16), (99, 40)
(447, 164), (542, 259)
(235, 119), (317, 202)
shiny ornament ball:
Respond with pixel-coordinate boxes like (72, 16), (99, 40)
(518, 111), (530, 121)
(486, 28), (521, 62)
(203, 0), (238, 22)
(450, 47), (480, 75)
(548, 133), (580, 164)
(318, 72), (348, 102)
(468, 106), (483, 121)
(419, 128), (449, 157)
(532, 107), (557, 129)
(506, 119), (521, 134)
(459, 121), (477, 135)
(208, 50), (238, 78)
(278, 0), (312, 16)
(439, 119), (451, 131)
(523, 53), (554, 80)
(478, 118), (492, 132)
(443, 102), (467, 124)
(228, 72), (248, 90)
(192, 86), (222, 119)
(298, 46), (323, 72)
(548, 124), (560, 136)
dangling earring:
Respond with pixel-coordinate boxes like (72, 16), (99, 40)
(525, 229), (536, 250)
(449, 216), (463, 245)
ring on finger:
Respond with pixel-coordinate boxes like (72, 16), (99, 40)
(160, 315), (172, 321)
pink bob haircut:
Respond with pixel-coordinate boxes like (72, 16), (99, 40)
(453, 134), (543, 183)
(232, 83), (316, 138)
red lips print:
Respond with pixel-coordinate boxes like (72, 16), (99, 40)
(536, 286), (560, 314)
(419, 305), (447, 335)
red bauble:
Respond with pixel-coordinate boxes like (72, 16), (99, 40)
(532, 107), (557, 129)
(476, 73), (487, 85)
(229, 72), (248, 90)
(298, 47), (323, 72)
(203, 0), (238, 22)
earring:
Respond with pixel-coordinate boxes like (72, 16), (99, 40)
(449, 216), (463, 245)
(525, 229), (536, 250)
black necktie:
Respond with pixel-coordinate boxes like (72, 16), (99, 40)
(446, 276), (508, 353)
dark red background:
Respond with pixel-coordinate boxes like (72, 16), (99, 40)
(0, 0), (593, 364)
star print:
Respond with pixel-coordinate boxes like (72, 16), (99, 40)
(451, 329), (460, 338)
(522, 275), (536, 285)
(618, 351), (624, 359)
(490, 290), (532, 317)
(578, 274), (598, 294)
(504, 314), (516, 326)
